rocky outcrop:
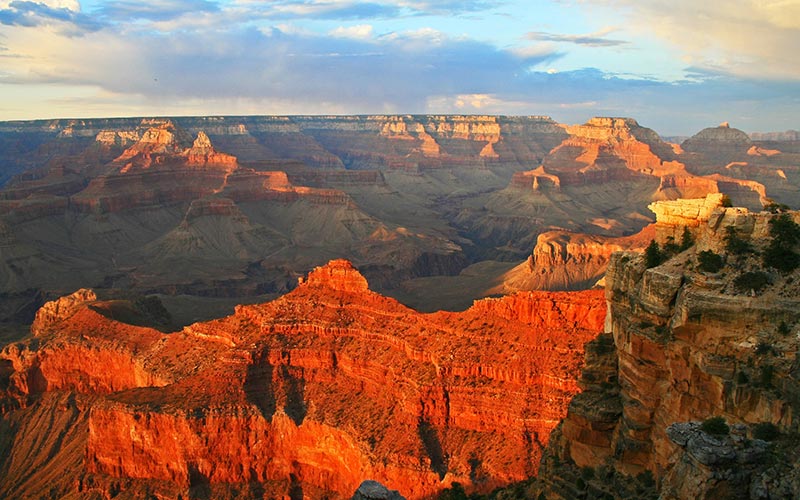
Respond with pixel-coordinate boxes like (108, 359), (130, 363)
(0, 260), (606, 499)
(496, 225), (656, 292)
(352, 480), (406, 500)
(31, 288), (97, 336)
(71, 123), (238, 213)
(542, 117), (674, 179)
(682, 123), (753, 161)
(535, 202), (800, 499)
(648, 193), (726, 228)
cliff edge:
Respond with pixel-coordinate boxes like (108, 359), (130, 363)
(534, 198), (800, 499)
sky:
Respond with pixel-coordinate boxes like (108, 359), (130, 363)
(0, 0), (798, 135)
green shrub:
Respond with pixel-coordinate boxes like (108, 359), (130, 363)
(438, 482), (468, 500)
(645, 240), (665, 268)
(680, 227), (695, 251)
(701, 416), (730, 436)
(663, 236), (681, 255)
(769, 214), (800, 245)
(778, 321), (791, 336)
(759, 365), (775, 388)
(581, 466), (595, 481)
(755, 342), (773, 355)
(737, 371), (749, 384)
(733, 271), (771, 293)
(752, 422), (780, 441)
(697, 250), (724, 273)
(763, 214), (800, 273)
(724, 226), (754, 255)
(764, 202), (791, 214)
(763, 243), (800, 273)
(637, 470), (656, 488)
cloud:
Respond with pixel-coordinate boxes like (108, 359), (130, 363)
(0, 0), (102, 31)
(0, 0), (78, 9)
(225, 0), (494, 21)
(0, 0), (798, 134)
(527, 27), (629, 47)
(583, 0), (800, 81)
(329, 23), (373, 39)
(233, 1), (401, 21)
(0, 22), (561, 112)
(98, 0), (219, 22)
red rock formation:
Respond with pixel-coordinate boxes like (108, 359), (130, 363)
(496, 225), (657, 292)
(71, 124), (238, 213)
(1, 260), (605, 499)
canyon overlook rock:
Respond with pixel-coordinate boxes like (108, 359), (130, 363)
(534, 203), (800, 499)
(0, 260), (605, 499)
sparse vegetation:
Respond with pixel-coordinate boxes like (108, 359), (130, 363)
(637, 470), (656, 488)
(645, 240), (665, 268)
(778, 321), (791, 336)
(755, 342), (773, 355)
(733, 271), (771, 293)
(437, 482), (468, 500)
(697, 250), (724, 273)
(664, 236), (681, 255)
(758, 365), (775, 388)
(737, 371), (749, 384)
(724, 226), (754, 255)
(679, 226), (695, 251)
(764, 201), (791, 214)
(753, 422), (780, 441)
(763, 214), (800, 273)
(701, 416), (730, 436)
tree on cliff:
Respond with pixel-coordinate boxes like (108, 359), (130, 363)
(645, 240), (664, 268)
(679, 227), (695, 251)
(724, 226), (753, 256)
(763, 214), (800, 273)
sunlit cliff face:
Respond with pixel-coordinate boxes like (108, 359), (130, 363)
(0, 259), (606, 498)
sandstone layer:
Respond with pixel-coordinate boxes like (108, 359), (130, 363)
(0, 260), (605, 499)
(535, 201), (800, 499)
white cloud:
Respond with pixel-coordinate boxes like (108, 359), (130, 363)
(0, 0), (80, 10)
(586, 0), (800, 80)
(511, 43), (558, 59)
(329, 24), (374, 39)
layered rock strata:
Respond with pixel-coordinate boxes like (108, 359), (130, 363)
(536, 201), (800, 499)
(0, 260), (605, 499)
(496, 225), (656, 292)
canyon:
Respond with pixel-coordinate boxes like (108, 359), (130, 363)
(0, 115), (798, 324)
(1, 114), (800, 499)
(0, 260), (605, 499)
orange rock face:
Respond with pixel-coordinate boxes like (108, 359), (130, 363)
(1, 260), (605, 499)
(497, 225), (656, 292)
